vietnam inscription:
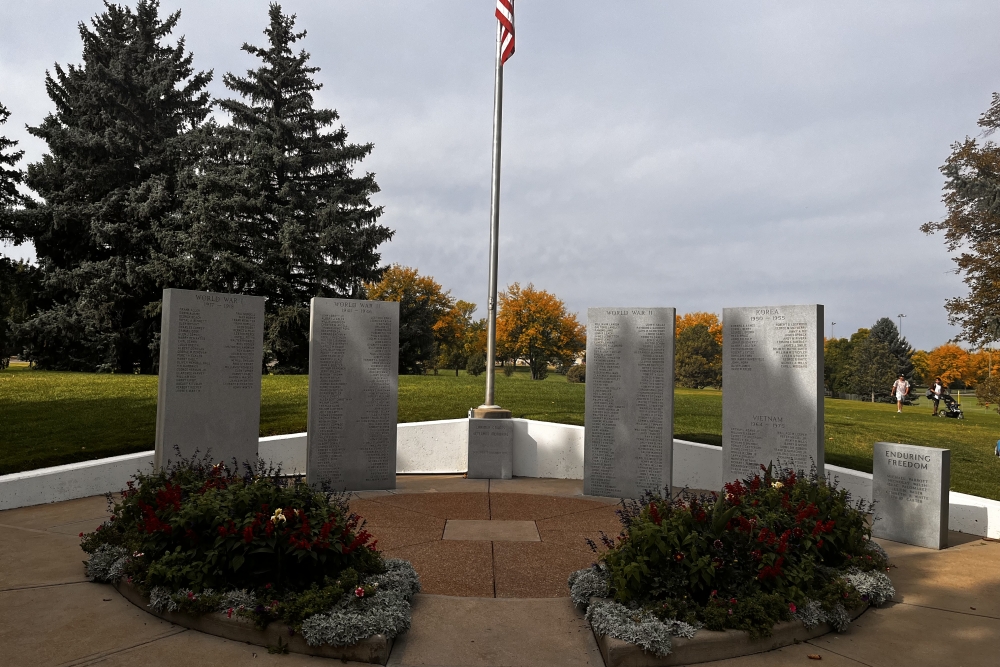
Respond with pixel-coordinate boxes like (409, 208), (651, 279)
(722, 305), (823, 482)
(307, 298), (399, 491)
(584, 307), (675, 498)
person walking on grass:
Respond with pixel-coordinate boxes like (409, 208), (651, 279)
(930, 377), (945, 416)
(891, 374), (910, 413)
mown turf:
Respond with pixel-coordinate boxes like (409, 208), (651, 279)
(3, 364), (999, 499)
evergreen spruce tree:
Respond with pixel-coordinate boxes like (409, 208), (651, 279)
(210, 3), (392, 372)
(0, 101), (35, 366)
(14, 1), (211, 372)
(869, 317), (915, 385)
(0, 102), (25, 236)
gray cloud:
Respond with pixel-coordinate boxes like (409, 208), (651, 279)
(2, 1), (997, 349)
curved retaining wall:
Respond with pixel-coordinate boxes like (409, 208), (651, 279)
(2, 419), (998, 539)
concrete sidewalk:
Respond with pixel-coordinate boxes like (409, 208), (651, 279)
(1, 476), (998, 667)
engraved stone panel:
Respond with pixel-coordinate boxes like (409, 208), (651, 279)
(873, 442), (950, 549)
(722, 305), (824, 483)
(467, 419), (514, 479)
(307, 298), (399, 491)
(584, 307), (675, 498)
(155, 289), (265, 469)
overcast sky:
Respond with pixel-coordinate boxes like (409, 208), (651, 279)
(2, 1), (998, 350)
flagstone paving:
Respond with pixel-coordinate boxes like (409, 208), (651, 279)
(0, 475), (997, 667)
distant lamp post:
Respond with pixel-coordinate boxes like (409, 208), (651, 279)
(831, 322), (836, 340)
(897, 313), (906, 335)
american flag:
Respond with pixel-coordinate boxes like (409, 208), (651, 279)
(496, 0), (515, 64)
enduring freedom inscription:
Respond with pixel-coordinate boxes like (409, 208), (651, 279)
(584, 307), (675, 498)
(155, 288), (265, 469)
(307, 298), (399, 491)
(467, 419), (514, 479)
(872, 442), (950, 550)
(722, 305), (824, 482)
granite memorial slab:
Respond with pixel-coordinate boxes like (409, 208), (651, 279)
(154, 288), (265, 469)
(307, 298), (399, 491)
(722, 304), (824, 482)
(467, 418), (514, 479)
(872, 442), (950, 549)
(584, 307), (675, 498)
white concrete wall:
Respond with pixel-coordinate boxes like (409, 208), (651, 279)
(0, 451), (154, 511)
(3, 420), (999, 539)
(397, 419), (468, 473)
(512, 419), (585, 479)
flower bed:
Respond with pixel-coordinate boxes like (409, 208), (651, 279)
(81, 457), (418, 662)
(569, 465), (895, 664)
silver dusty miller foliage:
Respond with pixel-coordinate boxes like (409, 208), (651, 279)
(567, 565), (609, 607)
(299, 559), (421, 646)
(143, 559), (419, 647)
(85, 544), (129, 583)
(586, 600), (700, 658)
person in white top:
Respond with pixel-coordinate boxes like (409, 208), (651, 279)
(891, 375), (910, 413)
(930, 377), (944, 416)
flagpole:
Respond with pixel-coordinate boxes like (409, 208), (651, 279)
(475, 18), (511, 419)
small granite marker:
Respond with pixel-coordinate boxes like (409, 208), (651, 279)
(307, 297), (399, 491)
(467, 419), (514, 479)
(583, 307), (675, 498)
(155, 288), (265, 470)
(872, 442), (950, 549)
(722, 305), (824, 482)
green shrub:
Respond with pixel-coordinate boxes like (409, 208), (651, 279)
(466, 353), (486, 377)
(596, 465), (885, 639)
(566, 363), (586, 383)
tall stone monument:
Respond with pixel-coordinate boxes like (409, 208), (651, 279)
(722, 305), (824, 482)
(873, 442), (950, 549)
(467, 418), (514, 479)
(584, 307), (675, 498)
(155, 289), (265, 469)
(307, 298), (399, 491)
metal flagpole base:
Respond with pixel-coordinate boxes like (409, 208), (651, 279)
(472, 405), (512, 419)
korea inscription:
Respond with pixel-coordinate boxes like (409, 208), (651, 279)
(155, 289), (265, 469)
(467, 419), (514, 479)
(722, 305), (824, 482)
(307, 298), (399, 491)
(584, 307), (675, 498)
(873, 442), (950, 550)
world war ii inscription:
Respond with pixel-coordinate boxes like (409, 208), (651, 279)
(873, 442), (950, 549)
(155, 288), (265, 469)
(467, 419), (514, 479)
(722, 305), (824, 482)
(307, 298), (399, 491)
(584, 307), (675, 498)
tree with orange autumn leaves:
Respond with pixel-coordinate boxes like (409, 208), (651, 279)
(496, 283), (585, 380)
(675, 312), (722, 345)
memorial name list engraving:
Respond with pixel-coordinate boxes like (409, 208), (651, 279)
(584, 307), (675, 498)
(155, 289), (265, 469)
(307, 298), (399, 491)
(873, 442), (950, 550)
(722, 305), (824, 482)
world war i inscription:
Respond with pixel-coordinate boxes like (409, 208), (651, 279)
(155, 288), (265, 469)
(584, 307), (675, 498)
(722, 305), (824, 482)
(873, 442), (950, 549)
(307, 298), (399, 491)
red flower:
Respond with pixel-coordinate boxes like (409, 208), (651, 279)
(789, 602), (797, 614)
(355, 587), (365, 598)
(243, 525), (254, 543)
(648, 502), (662, 526)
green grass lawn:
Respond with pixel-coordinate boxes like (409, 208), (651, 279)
(3, 364), (999, 499)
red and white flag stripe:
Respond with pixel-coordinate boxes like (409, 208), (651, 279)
(496, 0), (514, 64)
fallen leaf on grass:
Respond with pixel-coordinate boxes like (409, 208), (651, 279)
(807, 655), (822, 660)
